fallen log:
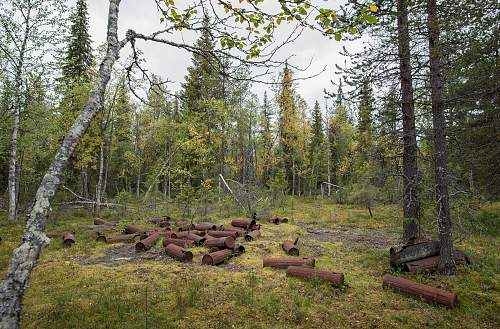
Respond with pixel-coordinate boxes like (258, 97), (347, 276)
(263, 257), (315, 269)
(390, 240), (441, 267)
(165, 243), (193, 263)
(231, 218), (256, 229)
(382, 274), (458, 308)
(62, 233), (75, 247)
(135, 232), (161, 252)
(282, 240), (299, 256)
(207, 230), (239, 239)
(162, 238), (194, 248)
(97, 234), (139, 243)
(94, 218), (116, 226)
(286, 266), (344, 286)
(204, 236), (235, 249)
(245, 230), (261, 241)
(202, 249), (234, 265)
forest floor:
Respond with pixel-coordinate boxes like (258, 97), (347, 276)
(0, 198), (498, 329)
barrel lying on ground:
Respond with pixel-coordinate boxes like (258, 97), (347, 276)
(94, 218), (116, 226)
(245, 230), (261, 241)
(192, 223), (218, 231)
(208, 230), (238, 238)
(390, 240), (440, 267)
(282, 240), (299, 256)
(166, 243), (193, 263)
(382, 274), (458, 308)
(223, 225), (247, 235)
(263, 257), (315, 269)
(231, 218), (256, 229)
(135, 232), (161, 252)
(286, 266), (344, 286)
(62, 233), (75, 247)
(202, 249), (234, 265)
(124, 224), (146, 235)
(270, 216), (288, 224)
(97, 234), (139, 243)
(204, 236), (235, 249)
(187, 232), (206, 245)
(162, 238), (194, 248)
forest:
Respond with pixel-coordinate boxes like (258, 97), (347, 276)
(0, 0), (498, 328)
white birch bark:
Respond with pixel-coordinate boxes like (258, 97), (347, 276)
(0, 1), (125, 327)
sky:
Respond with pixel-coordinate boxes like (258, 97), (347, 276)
(84, 0), (362, 112)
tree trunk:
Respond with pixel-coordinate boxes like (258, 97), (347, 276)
(95, 140), (105, 212)
(426, 0), (455, 275)
(396, 0), (420, 242)
(8, 110), (19, 222)
(82, 164), (90, 199)
(0, 2), (124, 327)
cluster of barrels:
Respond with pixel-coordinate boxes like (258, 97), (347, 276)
(95, 217), (261, 266)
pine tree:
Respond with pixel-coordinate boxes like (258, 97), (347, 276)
(308, 100), (327, 193)
(62, 0), (93, 84)
(261, 91), (273, 186)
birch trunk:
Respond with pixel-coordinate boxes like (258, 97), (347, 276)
(426, 0), (455, 274)
(0, 1), (124, 327)
(397, 0), (420, 242)
(95, 140), (105, 212)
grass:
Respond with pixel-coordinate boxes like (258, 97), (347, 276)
(0, 198), (498, 329)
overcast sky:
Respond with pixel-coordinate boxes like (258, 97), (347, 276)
(83, 0), (362, 112)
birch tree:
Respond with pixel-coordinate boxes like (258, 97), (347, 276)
(0, 0), (67, 221)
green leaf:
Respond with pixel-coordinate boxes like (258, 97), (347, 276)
(365, 15), (377, 24)
(335, 33), (342, 41)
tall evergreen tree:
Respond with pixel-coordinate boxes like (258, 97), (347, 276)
(260, 91), (273, 186)
(308, 100), (327, 194)
(62, 0), (93, 84)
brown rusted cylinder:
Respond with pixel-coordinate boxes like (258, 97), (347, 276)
(275, 216), (289, 223)
(382, 274), (458, 308)
(99, 234), (139, 243)
(263, 257), (315, 269)
(158, 231), (176, 238)
(202, 249), (233, 265)
(268, 217), (280, 224)
(166, 243), (193, 263)
(231, 218), (256, 229)
(208, 230), (238, 239)
(233, 243), (245, 253)
(245, 230), (261, 241)
(177, 223), (192, 231)
(187, 233), (206, 245)
(282, 240), (299, 256)
(192, 223), (218, 231)
(205, 236), (235, 249)
(124, 224), (146, 235)
(62, 233), (75, 247)
(156, 219), (171, 228)
(94, 218), (116, 226)
(251, 224), (261, 231)
(224, 225), (247, 235)
(404, 251), (468, 273)
(135, 232), (161, 252)
(286, 266), (344, 286)
(390, 240), (441, 267)
(162, 238), (194, 248)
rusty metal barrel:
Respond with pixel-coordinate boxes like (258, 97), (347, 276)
(382, 274), (458, 308)
(263, 257), (315, 269)
(62, 233), (75, 247)
(94, 218), (116, 226)
(207, 230), (238, 239)
(187, 233), (206, 245)
(223, 225), (247, 235)
(390, 240), (441, 267)
(233, 243), (245, 254)
(162, 238), (194, 248)
(158, 231), (176, 238)
(124, 224), (146, 235)
(245, 230), (261, 241)
(282, 240), (299, 256)
(286, 266), (344, 286)
(204, 236), (235, 249)
(202, 249), (234, 266)
(273, 216), (289, 224)
(97, 234), (138, 243)
(177, 223), (192, 231)
(192, 223), (218, 231)
(231, 218), (256, 229)
(166, 244), (193, 263)
(135, 232), (161, 252)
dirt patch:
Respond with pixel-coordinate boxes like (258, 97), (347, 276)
(78, 245), (175, 266)
(300, 224), (398, 249)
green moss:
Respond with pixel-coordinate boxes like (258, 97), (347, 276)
(0, 200), (498, 328)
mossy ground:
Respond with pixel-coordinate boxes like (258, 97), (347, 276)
(0, 198), (498, 329)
